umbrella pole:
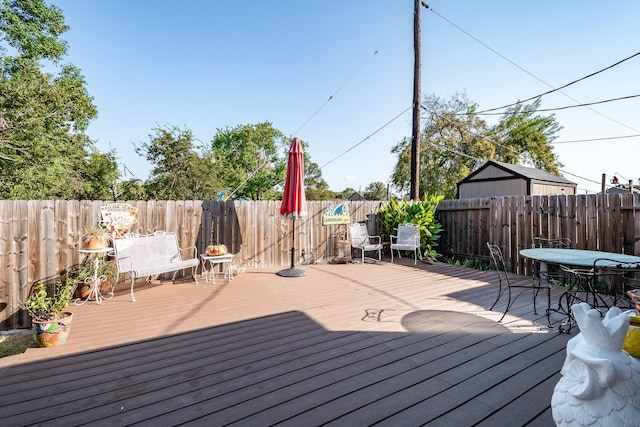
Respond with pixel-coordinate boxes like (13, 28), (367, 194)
(290, 218), (296, 269)
(276, 217), (306, 277)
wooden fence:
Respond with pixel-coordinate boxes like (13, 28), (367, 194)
(0, 200), (383, 329)
(436, 193), (640, 277)
(2, 194), (640, 329)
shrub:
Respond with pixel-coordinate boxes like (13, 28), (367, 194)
(378, 196), (444, 261)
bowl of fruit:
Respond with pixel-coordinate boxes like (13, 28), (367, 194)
(205, 244), (228, 256)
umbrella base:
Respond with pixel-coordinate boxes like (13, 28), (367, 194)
(276, 267), (307, 277)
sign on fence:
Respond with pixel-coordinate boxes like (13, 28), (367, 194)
(322, 203), (351, 225)
(100, 203), (138, 237)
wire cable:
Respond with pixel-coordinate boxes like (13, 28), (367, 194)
(553, 134), (640, 144)
(291, 14), (412, 136)
(476, 51), (640, 114)
(318, 106), (412, 170)
(476, 93), (640, 115)
(426, 7), (640, 134)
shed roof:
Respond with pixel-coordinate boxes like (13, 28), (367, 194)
(459, 160), (575, 185)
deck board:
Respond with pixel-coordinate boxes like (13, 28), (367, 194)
(0, 259), (582, 425)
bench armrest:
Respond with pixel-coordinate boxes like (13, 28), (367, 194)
(179, 245), (198, 260)
(115, 254), (134, 273)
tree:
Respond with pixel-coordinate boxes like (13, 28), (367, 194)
(301, 140), (332, 200)
(82, 149), (120, 200)
(334, 187), (356, 200)
(390, 93), (563, 199)
(0, 0), (111, 199)
(210, 122), (287, 200)
(136, 125), (219, 200)
(115, 178), (148, 201)
(364, 181), (388, 200)
(492, 98), (562, 174)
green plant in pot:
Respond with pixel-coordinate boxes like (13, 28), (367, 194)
(82, 225), (111, 250)
(74, 257), (117, 298)
(21, 278), (76, 347)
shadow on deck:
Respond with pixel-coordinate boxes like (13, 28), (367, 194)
(0, 260), (574, 425)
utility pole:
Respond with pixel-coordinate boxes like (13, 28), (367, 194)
(410, 0), (422, 200)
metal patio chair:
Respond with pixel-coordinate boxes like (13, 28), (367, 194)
(390, 223), (421, 265)
(487, 242), (551, 327)
(348, 223), (383, 263)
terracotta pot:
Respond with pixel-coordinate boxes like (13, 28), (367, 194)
(83, 236), (107, 250)
(75, 278), (111, 299)
(32, 312), (73, 348)
(99, 277), (112, 294)
(75, 283), (91, 299)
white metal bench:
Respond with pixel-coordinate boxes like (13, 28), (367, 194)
(112, 232), (199, 301)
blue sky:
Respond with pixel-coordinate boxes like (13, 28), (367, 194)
(50, 0), (640, 195)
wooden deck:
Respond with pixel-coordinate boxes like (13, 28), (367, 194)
(0, 258), (575, 426)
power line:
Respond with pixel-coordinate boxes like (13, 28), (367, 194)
(291, 14), (412, 136)
(558, 169), (601, 186)
(476, 93), (640, 115)
(318, 106), (412, 170)
(427, 7), (547, 88)
(553, 134), (640, 144)
(426, 7), (640, 134)
(476, 51), (640, 114)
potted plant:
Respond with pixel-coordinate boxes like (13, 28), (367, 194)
(74, 257), (116, 298)
(21, 278), (76, 347)
(82, 225), (111, 250)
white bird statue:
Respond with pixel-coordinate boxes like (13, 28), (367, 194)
(551, 303), (640, 426)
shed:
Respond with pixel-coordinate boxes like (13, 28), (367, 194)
(457, 160), (577, 199)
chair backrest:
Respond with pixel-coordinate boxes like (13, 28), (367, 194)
(532, 237), (572, 249)
(593, 258), (640, 270)
(396, 223), (420, 246)
(487, 242), (510, 284)
(349, 223), (370, 247)
(593, 258), (640, 293)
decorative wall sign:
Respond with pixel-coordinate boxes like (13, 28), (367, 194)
(322, 202), (350, 225)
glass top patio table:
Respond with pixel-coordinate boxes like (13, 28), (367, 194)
(519, 248), (640, 267)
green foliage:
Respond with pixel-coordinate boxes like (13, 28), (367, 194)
(74, 257), (116, 283)
(210, 122), (287, 200)
(441, 255), (490, 271)
(0, 332), (32, 358)
(493, 98), (562, 172)
(333, 187), (357, 200)
(136, 125), (224, 200)
(390, 93), (563, 199)
(21, 278), (76, 322)
(0, 0), (113, 200)
(0, 0), (69, 61)
(303, 147), (331, 200)
(364, 181), (388, 200)
(305, 186), (334, 200)
(378, 195), (444, 261)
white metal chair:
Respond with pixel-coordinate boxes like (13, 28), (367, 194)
(348, 223), (383, 263)
(390, 223), (420, 265)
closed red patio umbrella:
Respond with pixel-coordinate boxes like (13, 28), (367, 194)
(277, 138), (308, 277)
